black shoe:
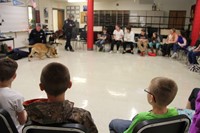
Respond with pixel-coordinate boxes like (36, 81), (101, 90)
(131, 52), (134, 54)
(65, 48), (69, 51)
(99, 47), (103, 52)
(122, 51), (126, 54)
(70, 49), (74, 52)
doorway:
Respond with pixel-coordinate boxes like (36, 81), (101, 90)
(168, 10), (186, 29)
(53, 9), (64, 31)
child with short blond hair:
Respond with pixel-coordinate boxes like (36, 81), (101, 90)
(109, 77), (179, 133)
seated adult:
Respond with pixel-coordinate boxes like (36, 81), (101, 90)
(161, 28), (178, 57)
(188, 44), (200, 65)
(28, 23), (46, 52)
(171, 30), (187, 58)
(109, 24), (124, 54)
(122, 26), (135, 54)
(23, 62), (98, 133)
(148, 32), (161, 56)
(137, 29), (148, 56)
(95, 28), (108, 52)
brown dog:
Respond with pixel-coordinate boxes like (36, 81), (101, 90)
(28, 43), (58, 61)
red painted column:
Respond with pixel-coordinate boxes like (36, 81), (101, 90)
(87, 0), (94, 50)
(191, 0), (200, 46)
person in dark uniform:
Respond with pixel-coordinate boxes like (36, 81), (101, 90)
(28, 23), (46, 52)
(63, 14), (76, 52)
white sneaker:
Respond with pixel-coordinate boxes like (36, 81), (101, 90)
(117, 51), (120, 54)
(109, 50), (113, 53)
(171, 52), (177, 59)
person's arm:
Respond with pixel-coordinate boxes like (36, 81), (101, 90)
(172, 34), (178, 44)
(166, 35), (170, 44)
(142, 34), (148, 42)
(179, 38), (187, 47)
(194, 45), (200, 52)
(113, 30), (116, 40)
(42, 30), (47, 43)
(17, 110), (27, 125)
(121, 30), (124, 39)
(72, 20), (76, 28)
(124, 114), (142, 133)
(124, 33), (127, 42)
(131, 32), (135, 43)
(28, 30), (34, 44)
(72, 108), (98, 133)
(14, 96), (27, 125)
(102, 35), (107, 40)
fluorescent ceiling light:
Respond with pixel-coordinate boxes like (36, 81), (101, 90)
(67, 0), (87, 2)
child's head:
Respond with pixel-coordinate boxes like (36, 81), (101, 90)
(40, 62), (71, 97)
(147, 77), (178, 108)
(0, 58), (18, 82)
(152, 32), (157, 38)
(170, 28), (176, 34)
(141, 28), (146, 35)
(115, 24), (120, 30)
(126, 26), (131, 33)
(103, 28), (107, 34)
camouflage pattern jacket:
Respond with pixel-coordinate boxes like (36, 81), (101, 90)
(23, 99), (98, 133)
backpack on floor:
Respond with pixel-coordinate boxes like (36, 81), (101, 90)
(7, 49), (29, 60)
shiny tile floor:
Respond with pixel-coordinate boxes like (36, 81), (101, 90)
(14, 45), (200, 133)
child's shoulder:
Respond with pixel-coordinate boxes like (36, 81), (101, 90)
(136, 108), (178, 119)
(0, 87), (19, 94)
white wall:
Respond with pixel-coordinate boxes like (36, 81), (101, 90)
(66, 0), (196, 28)
(36, 0), (67, 30)
(94, 0), (195, 17)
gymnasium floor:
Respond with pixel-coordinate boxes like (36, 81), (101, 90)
(14, 45), (200, 133)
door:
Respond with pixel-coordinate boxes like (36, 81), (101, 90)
(57, 10), (64, 30)
(53, 9), (64, 31)
(168, 10), (186, 29)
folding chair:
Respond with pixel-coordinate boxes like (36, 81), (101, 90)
(0, 108), (19, 133)
(132, 114), (191, 133)
(23, 121), (86, 133)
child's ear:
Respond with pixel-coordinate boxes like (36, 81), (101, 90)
(39, 83), (45, 91)
(68, 81), (72, 89)
(149, 95), (154, 103)
(12, 73), (17, 80)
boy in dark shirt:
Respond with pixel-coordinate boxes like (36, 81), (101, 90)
(24, 62), (98, 133)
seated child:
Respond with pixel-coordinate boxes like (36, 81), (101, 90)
(122, 26), (135, 54)
(23, 62), (98, 133)
(137, 29), (148, 56)
(109, 77), (179, 133)
(148, 32), (161, 56)
(110, 24), (124, 54)
(95, 28), (108, 51)
(0, 58), (27, 133)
